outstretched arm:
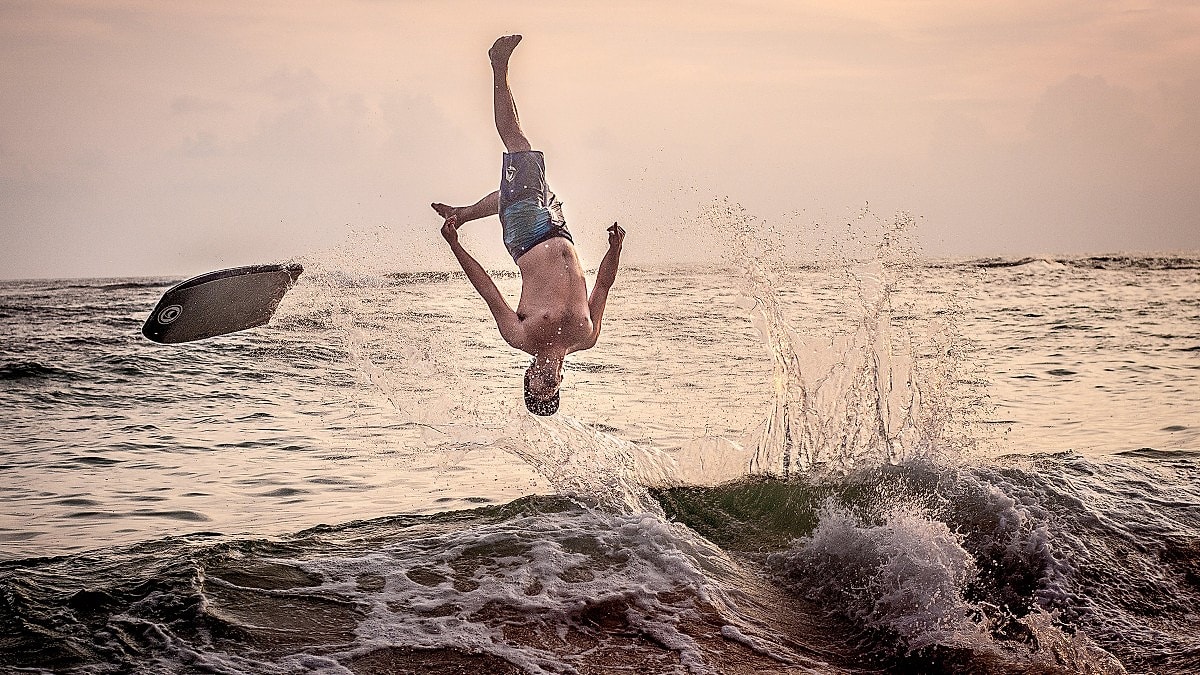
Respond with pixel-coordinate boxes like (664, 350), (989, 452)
(441, 218), (524, 349)
(576, 223), (625, 352)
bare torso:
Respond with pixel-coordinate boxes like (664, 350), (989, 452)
(514, 237), (593, 354)
(434, 35), (623, 399)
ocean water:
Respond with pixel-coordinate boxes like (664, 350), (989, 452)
(2, 219), (1199, 673)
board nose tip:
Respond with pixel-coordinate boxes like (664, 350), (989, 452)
(141, 321), (162, 342)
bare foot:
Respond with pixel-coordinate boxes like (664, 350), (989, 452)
(431, 202), (459, 220)
(489, 35), (522, 66)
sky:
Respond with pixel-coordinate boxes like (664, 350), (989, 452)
(1, 0), (1198, 279)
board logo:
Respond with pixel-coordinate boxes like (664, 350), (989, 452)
(158, 304), (183, 325)
(505, 164), (516, 182)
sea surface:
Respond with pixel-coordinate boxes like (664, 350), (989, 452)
(2, 221), (1199, 673)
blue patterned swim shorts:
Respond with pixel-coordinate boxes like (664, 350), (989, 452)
(499, 150), (572, 262)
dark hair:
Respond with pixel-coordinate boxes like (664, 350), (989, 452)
(524, 369), (560, 416)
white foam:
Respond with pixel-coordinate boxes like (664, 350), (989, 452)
(770, 503), (988, 652)
(286, 507), (746, 673)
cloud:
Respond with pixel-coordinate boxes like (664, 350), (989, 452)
(254, 67), (323, 102)
(171, 95), (229, 115)
(923, 72), (1200, 254)
(1026, 75), (1149, 160)
(3, 1), (1200, 278)
(1160, 76), (1200, 161)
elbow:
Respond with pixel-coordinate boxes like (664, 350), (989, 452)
(579, 330), (600, 351)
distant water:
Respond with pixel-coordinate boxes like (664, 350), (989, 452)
(2, 240), (1199, 673)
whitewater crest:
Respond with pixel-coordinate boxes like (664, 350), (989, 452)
(766, 495), (1125, 673)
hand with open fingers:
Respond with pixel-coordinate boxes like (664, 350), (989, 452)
(607, 222), (625, 250)
(441, 215), (460, 244)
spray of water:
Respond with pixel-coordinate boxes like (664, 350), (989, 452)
(284, 205), (987, 506)
(705, 200), (984, 477)
(285, 238), (667, 513)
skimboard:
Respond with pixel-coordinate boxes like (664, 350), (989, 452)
(142, 263), (303, 344)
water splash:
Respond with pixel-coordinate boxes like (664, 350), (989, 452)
(708, 201), (983, 477)
(287, 251), (668, 514)
(492, 415), (670, 513)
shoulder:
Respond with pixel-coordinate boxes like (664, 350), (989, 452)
(569, 328), (599, 354)
(567, 341), (594, 355)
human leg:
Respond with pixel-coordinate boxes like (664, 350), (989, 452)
(431, 191), (499, 226)
(490, 35), (531, 153)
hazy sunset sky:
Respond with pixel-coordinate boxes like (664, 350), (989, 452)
(2, 0), (1197, 278)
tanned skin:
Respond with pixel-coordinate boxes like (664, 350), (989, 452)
(432, 35), (625, 405)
